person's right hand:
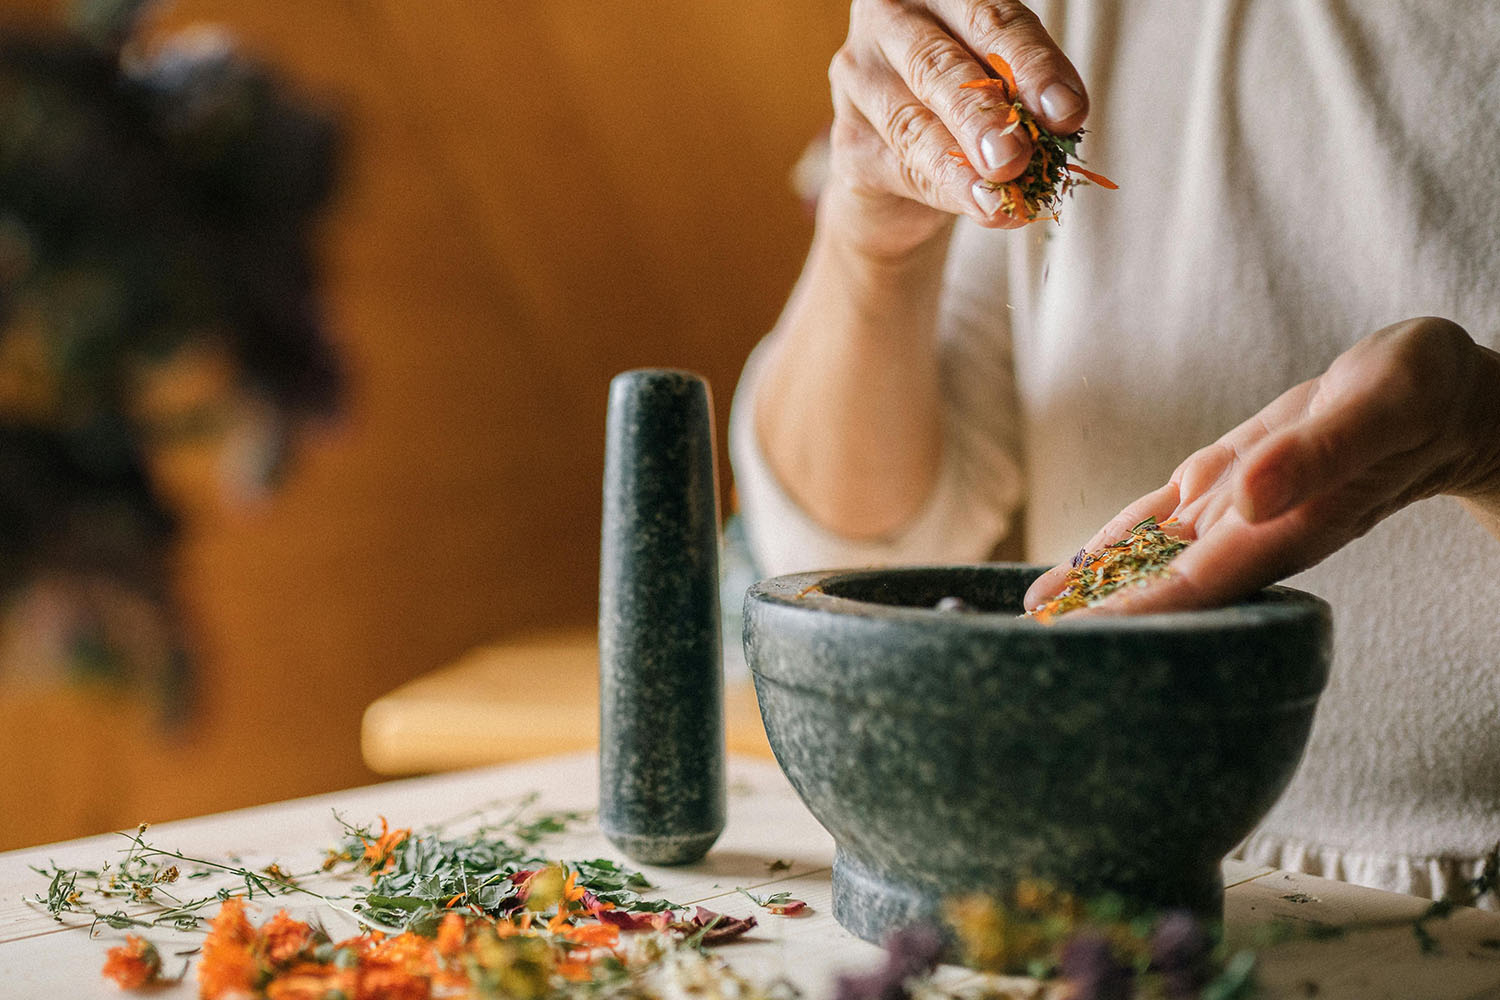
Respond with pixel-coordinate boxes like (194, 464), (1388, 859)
(825, 0), (1091, 259)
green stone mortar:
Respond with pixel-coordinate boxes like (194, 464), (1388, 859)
(743, 564), (1332, 945)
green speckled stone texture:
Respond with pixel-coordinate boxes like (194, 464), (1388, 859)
(744, 565), (1332, 944)
(598, 370), (725, 865)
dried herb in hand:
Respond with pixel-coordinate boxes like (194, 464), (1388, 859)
(948, 53), (1117, 223)
(1028, 516), (1189, 622)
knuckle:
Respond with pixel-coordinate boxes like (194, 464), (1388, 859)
(828, 46), (857, 93)
(829, 114), (866, 151)
(902, 34), (970, 99)
(968, 2), (1057, 80)
(968, 0), (1046, 38)
(1398, 317), (1473, 370)
(883, 99), (933, 161)
(882, 103), (962, 197)
(1389, 320), (1474, 440)
(1381, 320), (1470, 406)
(895, 160), (939, 205)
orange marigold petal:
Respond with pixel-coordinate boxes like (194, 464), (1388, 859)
(547, 907), (570, 933)
(562, 868), (584, 903)
(563, 922), (620, 948)
(1065, 163), (1119, 189)
(986, 52), (1019, 94)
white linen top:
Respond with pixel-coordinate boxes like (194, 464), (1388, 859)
(730, 1), (1500, 901)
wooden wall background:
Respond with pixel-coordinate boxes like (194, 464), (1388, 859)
(0, 0), (848, 850)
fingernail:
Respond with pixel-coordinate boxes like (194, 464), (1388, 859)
(980, 129), (1025, 173)
(971, 180), (1003, 217)
(1039, 82), (1085, 125)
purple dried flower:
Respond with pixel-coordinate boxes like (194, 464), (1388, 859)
(1149, 911), (1214, 999)
(834, 925), (944, 1000)
(1059, 931), (1133, 1000)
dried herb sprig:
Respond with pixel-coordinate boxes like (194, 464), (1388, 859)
(30, 823), (337, 934)
(1028, 516), (1190, 622)
(949, 53), (1117, 222)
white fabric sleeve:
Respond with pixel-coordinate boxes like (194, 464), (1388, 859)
(727, 242), (1025, 578)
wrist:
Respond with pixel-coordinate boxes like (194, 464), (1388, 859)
(814, 180), (957, 272)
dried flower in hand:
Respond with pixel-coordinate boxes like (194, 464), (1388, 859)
(949, 53), (1116, 223)
(1029, 517), (1190, 622)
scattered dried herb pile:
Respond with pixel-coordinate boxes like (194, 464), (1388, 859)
(32, 803), (795, 998)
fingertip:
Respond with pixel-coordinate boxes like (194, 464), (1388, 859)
(978, 127), (1031, 179)
(970, 179), (1004, 219)
(1022, 565), (1069, 611)
(968, 179), (1031, 228)
(1038, 81), (1087, 132)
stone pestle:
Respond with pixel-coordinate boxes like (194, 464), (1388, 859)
(598, 369), (725, 865)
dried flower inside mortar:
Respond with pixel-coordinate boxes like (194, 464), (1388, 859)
(947, 53), (1117, 222)
(1029, 516), (1190, 622)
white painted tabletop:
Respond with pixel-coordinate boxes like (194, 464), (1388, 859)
(3, 753), (1499, 999)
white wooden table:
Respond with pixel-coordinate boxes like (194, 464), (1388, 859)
(3, 753), (1500, 999)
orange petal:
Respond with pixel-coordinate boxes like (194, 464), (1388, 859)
(960, 78), (1008, 90)
(986, 53), (1019, 94)
(945, 148), (971, 166)
(1065, 163), (1118, 189)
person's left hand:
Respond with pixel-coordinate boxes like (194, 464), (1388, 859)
(1023, 317), (1500, 616)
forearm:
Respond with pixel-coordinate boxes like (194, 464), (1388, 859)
(753, 193), (953, 540)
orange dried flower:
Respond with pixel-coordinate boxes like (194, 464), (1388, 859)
(354, 960), (432, 1000)
(101, 935), (162, 989)
(199, 898), (260, 999)
(435, 912), (467, 957)
(359, 816), (410, 874)
(370, 931), (437, 974)
(265, 963), (352, 1000)
(258, 910), (314, 966)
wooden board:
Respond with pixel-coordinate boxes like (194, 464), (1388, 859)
(359, 628), (774, 774)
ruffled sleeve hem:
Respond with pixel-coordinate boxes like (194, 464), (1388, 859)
(1232, 832), (1496, 909)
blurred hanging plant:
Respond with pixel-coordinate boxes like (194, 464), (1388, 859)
(0, 0), (343, 720)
